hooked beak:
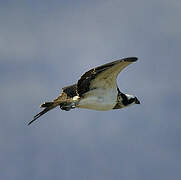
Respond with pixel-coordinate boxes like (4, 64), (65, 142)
(135, 97), (140, 104)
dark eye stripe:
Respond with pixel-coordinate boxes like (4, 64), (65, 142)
(128, 98), (135, 104)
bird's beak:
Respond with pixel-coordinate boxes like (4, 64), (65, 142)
(135, 97), (140, 104)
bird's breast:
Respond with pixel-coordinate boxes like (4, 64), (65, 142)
(77, 88), (117, 111)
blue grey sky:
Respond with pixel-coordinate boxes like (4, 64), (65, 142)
(0, 0), (181, 180)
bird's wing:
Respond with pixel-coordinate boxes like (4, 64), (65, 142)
(77, 57), (138, 96)
(62, 84), (78, 98)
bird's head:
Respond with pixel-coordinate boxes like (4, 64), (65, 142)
(114, 92), (140, 109)
(123, 93), (140, 106)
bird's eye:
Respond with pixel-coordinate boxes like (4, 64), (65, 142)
(118, 96), (121, 101)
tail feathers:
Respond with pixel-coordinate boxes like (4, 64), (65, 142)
(40, 102), (54, 108)
(28, 106), (53, 125)
(29, 101), (59, 125)
(29, 92), (72, 125)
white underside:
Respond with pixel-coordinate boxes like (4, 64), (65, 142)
(76, 88), (117, 111)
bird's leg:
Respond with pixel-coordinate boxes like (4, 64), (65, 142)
(59, 102), (76, 111)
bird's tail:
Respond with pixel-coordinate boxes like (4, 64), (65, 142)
(29, 92), (73, 125)
(40, 102), (54, 108)
(28, 101), (61, 126)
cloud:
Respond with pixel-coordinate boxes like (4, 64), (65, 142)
(1, 1), (181, 180)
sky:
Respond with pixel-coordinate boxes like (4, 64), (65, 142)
(0, 0), (181, 180)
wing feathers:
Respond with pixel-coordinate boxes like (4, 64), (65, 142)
(77, 57), (138, 96)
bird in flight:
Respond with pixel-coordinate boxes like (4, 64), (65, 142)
(29, 57), (140, 125)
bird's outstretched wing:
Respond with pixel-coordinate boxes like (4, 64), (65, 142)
(77, 57), (138, 96)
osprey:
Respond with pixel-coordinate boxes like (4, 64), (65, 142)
(29, 57), (140, 125)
